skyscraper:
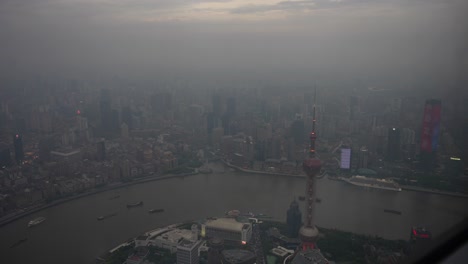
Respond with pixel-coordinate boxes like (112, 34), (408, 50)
(99, 89), (119, 137)
(286, 199), (302, 238)
(13, 134), (24, 164)
(340, 147), (352, 170)
(358, 146), (369, 169)
(420, 99), (442, 170)
(387, 127), (401, 161)
(0, 144), (11, 168)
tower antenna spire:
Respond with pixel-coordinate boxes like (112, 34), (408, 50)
(299, 84), (322, 251)
(309, 85), (317, 158)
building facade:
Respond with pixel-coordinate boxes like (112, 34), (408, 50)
(177, 239), (202, 264)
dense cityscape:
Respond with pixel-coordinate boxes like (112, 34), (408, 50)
(1, 77), (467, 263)
(1, 79), (467, 218)
(1, 0), (467, 263)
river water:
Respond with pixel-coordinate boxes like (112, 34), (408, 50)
(1, 163), (467, 263)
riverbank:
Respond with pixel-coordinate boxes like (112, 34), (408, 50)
(223, 159), (468, 198)
(221, 159), (306, 178)
(401, 185), (468, 198)
(99, 222), (186, 263)
(333, 175), (468, 198)
(0, 172), (198, 228)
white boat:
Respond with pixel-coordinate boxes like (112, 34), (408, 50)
(28, 217), (46, 227)
(341, 175), (402, 191)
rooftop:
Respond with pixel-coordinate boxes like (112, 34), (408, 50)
(155, 228), (193, 244)
(291, 249), (328, 264)
(222, 249), (256, 264)
(178, 239), (201, 250)
(205, 217), (250, 232)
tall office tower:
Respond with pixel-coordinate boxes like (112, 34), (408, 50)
(13, 134), (24, 164)
(177, 239), (202, 264)
(99, 89), (115, 137)
(358, 146), (369, 169)
(420, 99), (442, 170)
(340, 147), (352, 170)
(298, 88), (322, 251)
(387, 127), (401, 161)
(286, 198), (302, 238)
(0, 144), (11, 168)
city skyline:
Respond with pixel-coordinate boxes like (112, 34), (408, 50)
(0, 0), (467, 263)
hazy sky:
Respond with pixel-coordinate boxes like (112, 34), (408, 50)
(1, 0), (467, 86)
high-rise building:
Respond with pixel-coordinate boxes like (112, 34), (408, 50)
(387, 128), (401, 161)
(0, 144), (11, 168)
(13, 134), (24, 164)
(420, 99), (442, 170)
(177, 239), (202, 264)
(286, 199), (302, 238)
(99, 89), (119, 137)
(358, 146), (369, 169)
(340, 147), (351, 170)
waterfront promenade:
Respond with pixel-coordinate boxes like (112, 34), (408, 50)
(222, 159), (468, 198)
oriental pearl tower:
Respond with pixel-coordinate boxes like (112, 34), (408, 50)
(299, 88), (322, 251)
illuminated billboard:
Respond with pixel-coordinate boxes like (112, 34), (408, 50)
(340, 148), (351, 169)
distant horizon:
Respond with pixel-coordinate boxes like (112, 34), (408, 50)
(1, 0), (467, 90)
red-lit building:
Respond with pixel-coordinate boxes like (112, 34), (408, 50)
(420, 99), (441, 170)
